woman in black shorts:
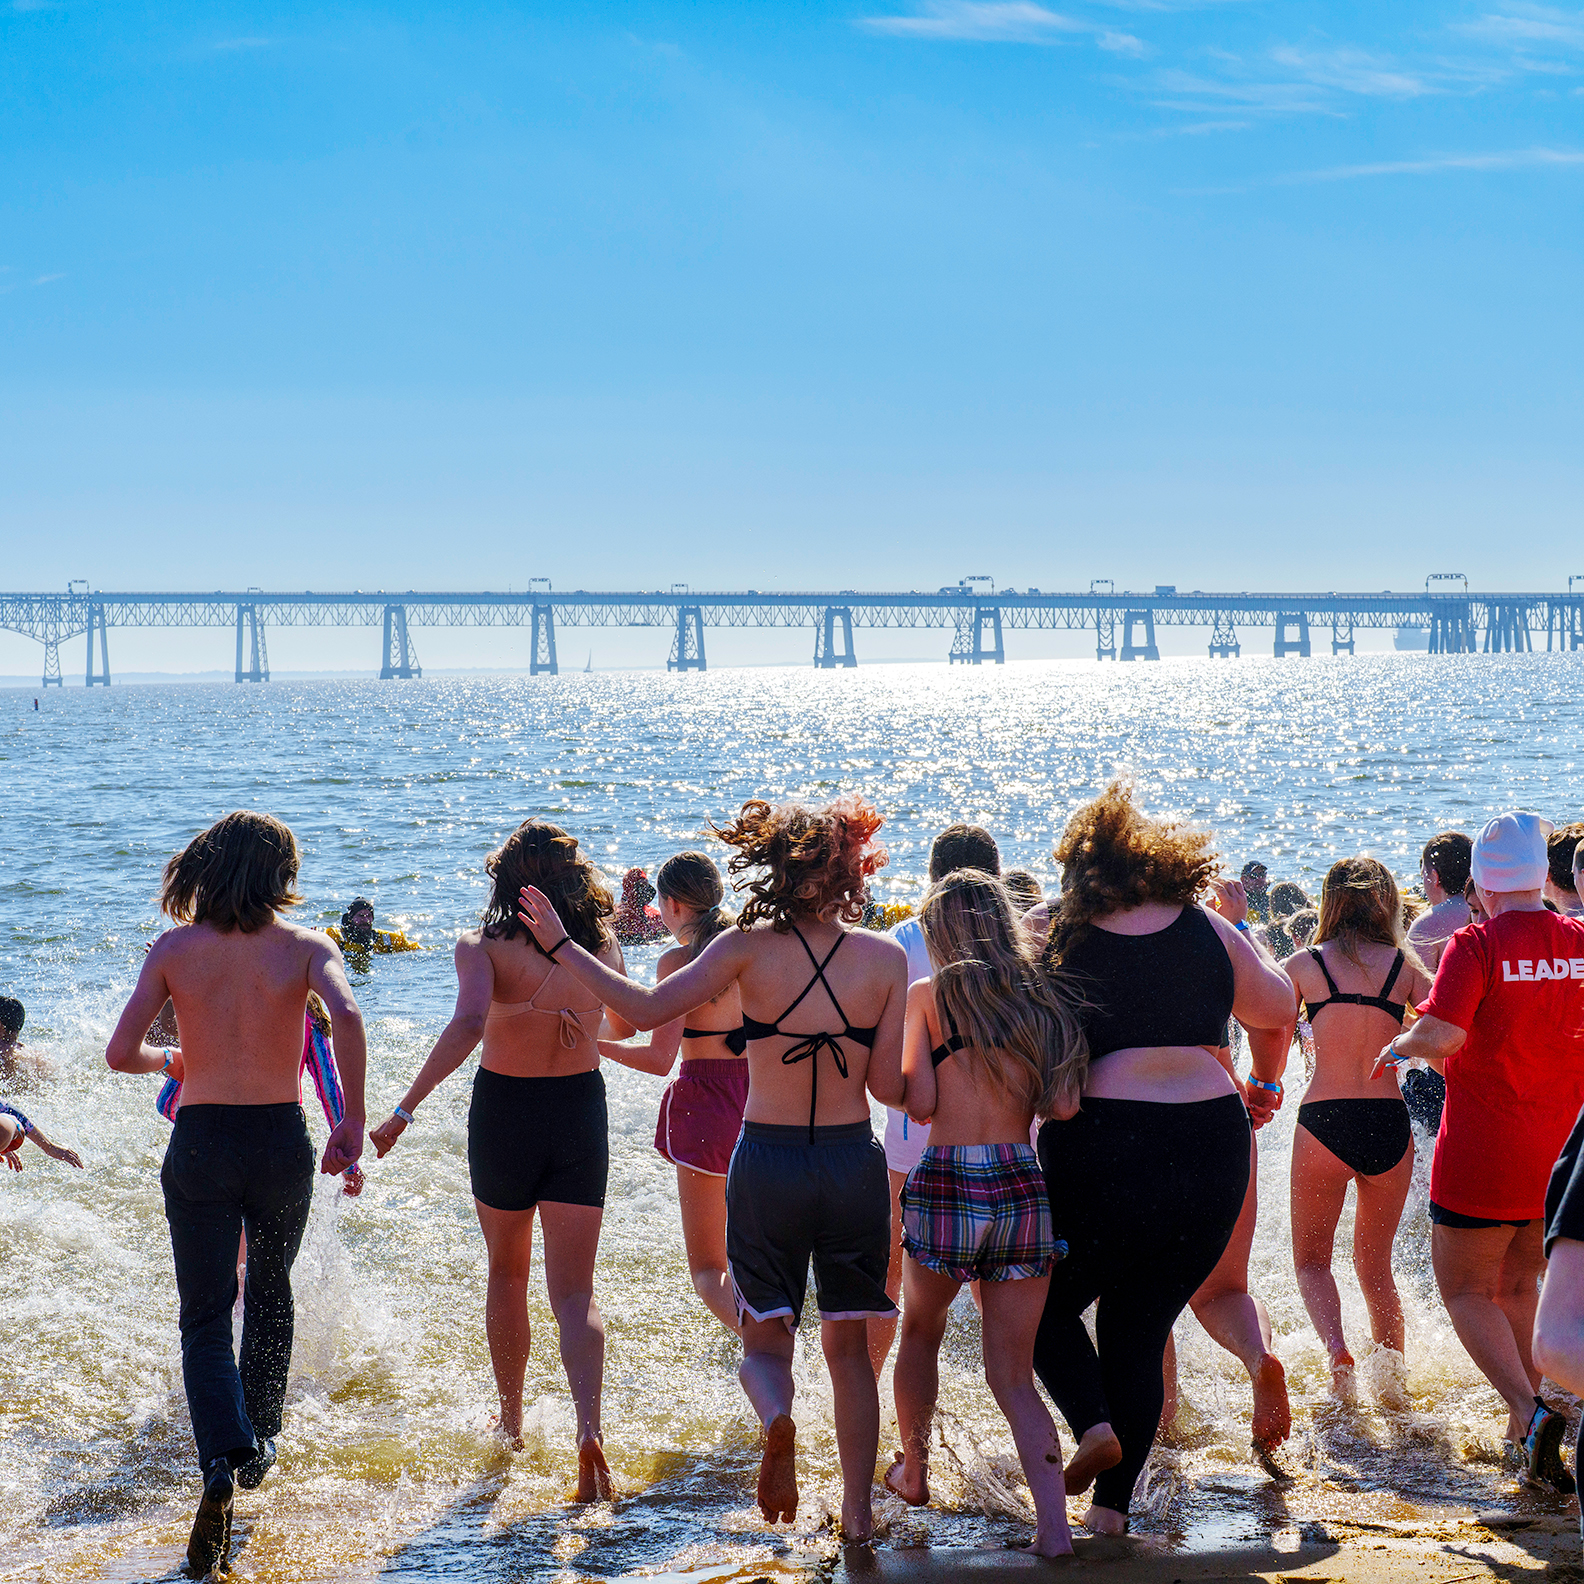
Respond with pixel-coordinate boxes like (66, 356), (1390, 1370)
(516, 795), (908, 1542)
(371, 821), (635, 1501)
(1030, 784), (1294, 1534)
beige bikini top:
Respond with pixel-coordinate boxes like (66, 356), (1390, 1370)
(486, 964), (601, 1050)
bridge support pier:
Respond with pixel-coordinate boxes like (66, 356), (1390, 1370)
(1484, 601), (1532, 653)
(1331, 613), (1355, 656)
(86, 604), (111, 685)
(1120, 610), (1158, 661)
(1095, 608), (1116, 661)
(380, 605), (422, 678)
(42, 639), (62, 687)
(950, 606), (1003, 665)
(668, 606), (707, 672)
(530, 602), (558, 675)
(235, 604), (269, 682)
(1208, 612), (1239, 659)
(1274, 612), (1310, 658)
(1428, 604), (1474, 654)
(814, 607), (857, 668)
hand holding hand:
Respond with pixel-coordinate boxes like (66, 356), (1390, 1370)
(517, 885), (570, 955)
(368, 1115), (406, 1159)
(1371, 1041), (1404, 1082)
(322, 1116), (365, 1176)
(1209, 878), (1249, 928)
(342, 1161), (366, 1197)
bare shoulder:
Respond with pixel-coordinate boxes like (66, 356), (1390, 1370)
(454, 927), (486, 958)
(905, 976), (935, 1014)
(845, 927), (907, 970)
(1281, 945), (1318, 987)
(280, 916), (340, 958)
(656, 942), (690, 980)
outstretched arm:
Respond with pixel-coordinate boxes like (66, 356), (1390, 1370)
(517, 886), (748, 1029)
(1373, 1012), (1464, 1080)
(308, 937), (366, 1176)
(106, 943), (182, 1073)
(369, 938), (493, 1157)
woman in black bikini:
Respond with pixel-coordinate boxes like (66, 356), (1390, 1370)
(1277, 858), (1433, 1399)
(1029, 784), (1294, 1535)
(370, 822), (636, 1501)
(516, 795), (908, 1543)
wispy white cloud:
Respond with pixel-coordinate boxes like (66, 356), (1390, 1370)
(858, 3), (1086, 42)
(1294, 145), (1584, 180)
(1268, 45), (1433, 98)
(1457, 3), (1584, 52)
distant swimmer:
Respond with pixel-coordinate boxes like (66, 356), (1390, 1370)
(517, 795), (907, 1543)
(0, 1100), (83, 1173)
(372, 821), (635, 1502)
(1032, 786), (1294, 1535)
(887, 869), (1085, 1558)
(105, 811), (367, 1578)
(326, 896), (420, 957)
(600, 851), (746, 1332)
(1281, 860), (1433, 1403)
(0, 996), (55, 1086)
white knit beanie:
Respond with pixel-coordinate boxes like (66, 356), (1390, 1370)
(1470, 811), (1553, 893)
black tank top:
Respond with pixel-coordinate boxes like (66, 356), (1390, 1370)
(1062, 905), (1235, 1060)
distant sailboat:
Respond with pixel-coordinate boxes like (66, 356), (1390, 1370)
(585, 651), (593, 673)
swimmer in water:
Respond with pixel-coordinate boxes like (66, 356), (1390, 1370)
(0, 996), (54, 1086)
(600, 852), (745, 1332)
(372, 821), (636, 1502)
(517, 796), (907, 1542)
(1278, 860), (1433, 1401)
(0, 1099), (83, 1172)
(105, 811), (367, 1579)
(886, 869), (1085, 1558)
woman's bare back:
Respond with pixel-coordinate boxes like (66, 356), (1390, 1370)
(477, 929), (620, 1078)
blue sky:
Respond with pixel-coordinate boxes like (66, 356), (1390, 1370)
(2, 1), (1581, 670)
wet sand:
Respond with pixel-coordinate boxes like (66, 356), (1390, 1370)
(833, 1513), (1581, 1583)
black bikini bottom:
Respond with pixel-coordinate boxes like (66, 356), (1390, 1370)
(1297, 1098), (1411, 1178)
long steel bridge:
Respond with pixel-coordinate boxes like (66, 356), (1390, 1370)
(3, 579), (1582, 684)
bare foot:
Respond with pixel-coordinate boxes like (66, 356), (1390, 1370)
(840, 1493), (875, 1544)
(1251, 1352), (1291, 1451)
(1329, 1352), (1357, 1405)
(1082, 1503), (1128, 1536)
(757, 1413), (798, 1524)
(884, 1450), (928, 1507)
(489, 1415), (525, 1452)
(575, 1433), (615, 1502)
(1025, 1528), (1075, 1558)
(1063, 1423), (1123, 1495)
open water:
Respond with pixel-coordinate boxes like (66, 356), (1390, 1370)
(2, 654), (1582, 1583)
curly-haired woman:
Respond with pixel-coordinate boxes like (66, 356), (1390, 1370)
(1031, 784), (1294, 1534)
(370, 821), (637, 1501)
(515, 794), (908, 1542)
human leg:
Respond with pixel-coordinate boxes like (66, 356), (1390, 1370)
(866, 1166), (907, 1377)
(676, 1165), (737, 1332)
(887, 1255), (959, 1505)
(1432, 1222), (1539, 1436)
(236, 1109), (314, 1460)
(1290, 1125), (1357, 1389)
(822, 1316), (882, 1540)
(473, 1200), (538, 1445)
(981, 1275), (1072, 1557)
(1351, 1153), (1413, 1356)
(1190, 1132), (1288, 1449)
(738, 1317), (798, 1522)
(1496, 1223), (1548, 1401)
(540, 1199), (612, 1500)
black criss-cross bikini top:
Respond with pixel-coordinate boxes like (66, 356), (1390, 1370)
(740, 925), (878, 1140)
(1303, 947), (1408, 1024)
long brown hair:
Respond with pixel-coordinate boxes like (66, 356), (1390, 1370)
(1043, 782), (1217, 968)
(482, 821), (614, 954)
(160, 811), (302, 934)
(921, 870), (1088, 1120)
(1315, 857), (1422, 969)
(714, 794), (887, 933)
(657, 851), (735, 962)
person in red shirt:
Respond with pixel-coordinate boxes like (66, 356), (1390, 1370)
(1375, 811), (1584, 1492)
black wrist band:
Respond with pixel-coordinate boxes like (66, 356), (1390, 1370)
(546, 935), (571, 960)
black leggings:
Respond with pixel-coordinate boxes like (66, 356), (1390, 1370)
(1033, 1094), (1250, 1516)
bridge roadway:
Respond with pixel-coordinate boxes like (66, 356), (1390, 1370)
(3, 585), (1581, 683)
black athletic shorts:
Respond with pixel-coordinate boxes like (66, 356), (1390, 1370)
(1430, 1200), (1532, 1232)
(726, 1119), (895, 1329)
(468, 1067), (608, 1211)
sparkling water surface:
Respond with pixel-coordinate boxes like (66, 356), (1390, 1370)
(2, 655), (1582, 1582)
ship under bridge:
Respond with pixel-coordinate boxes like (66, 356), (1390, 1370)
(2, 583), (1582, 683)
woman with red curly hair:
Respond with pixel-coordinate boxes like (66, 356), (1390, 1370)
(516, 794), (908, 1542)
(1031, 784), (1294, 1535)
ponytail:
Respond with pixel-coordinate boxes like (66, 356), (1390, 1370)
(656, 851), (735, 962)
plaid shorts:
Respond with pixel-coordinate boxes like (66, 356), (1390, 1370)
(901, 1142), (1062, 1283)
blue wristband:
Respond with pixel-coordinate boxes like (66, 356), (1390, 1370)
(1248, 1077), (1282, 1095)
(1234, 920), (1251, 934)
(393, 1105), (415, 1125)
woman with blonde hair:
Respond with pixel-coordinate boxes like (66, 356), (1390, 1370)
(1274, 858), (1433, 1396)
(886, 869), (1086, 1557)
(600, 850), (746, 1331)
(370, 821), (635, 1502)
(1031, 784), (1294, 1535)
(516, 795), (908, 1542)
